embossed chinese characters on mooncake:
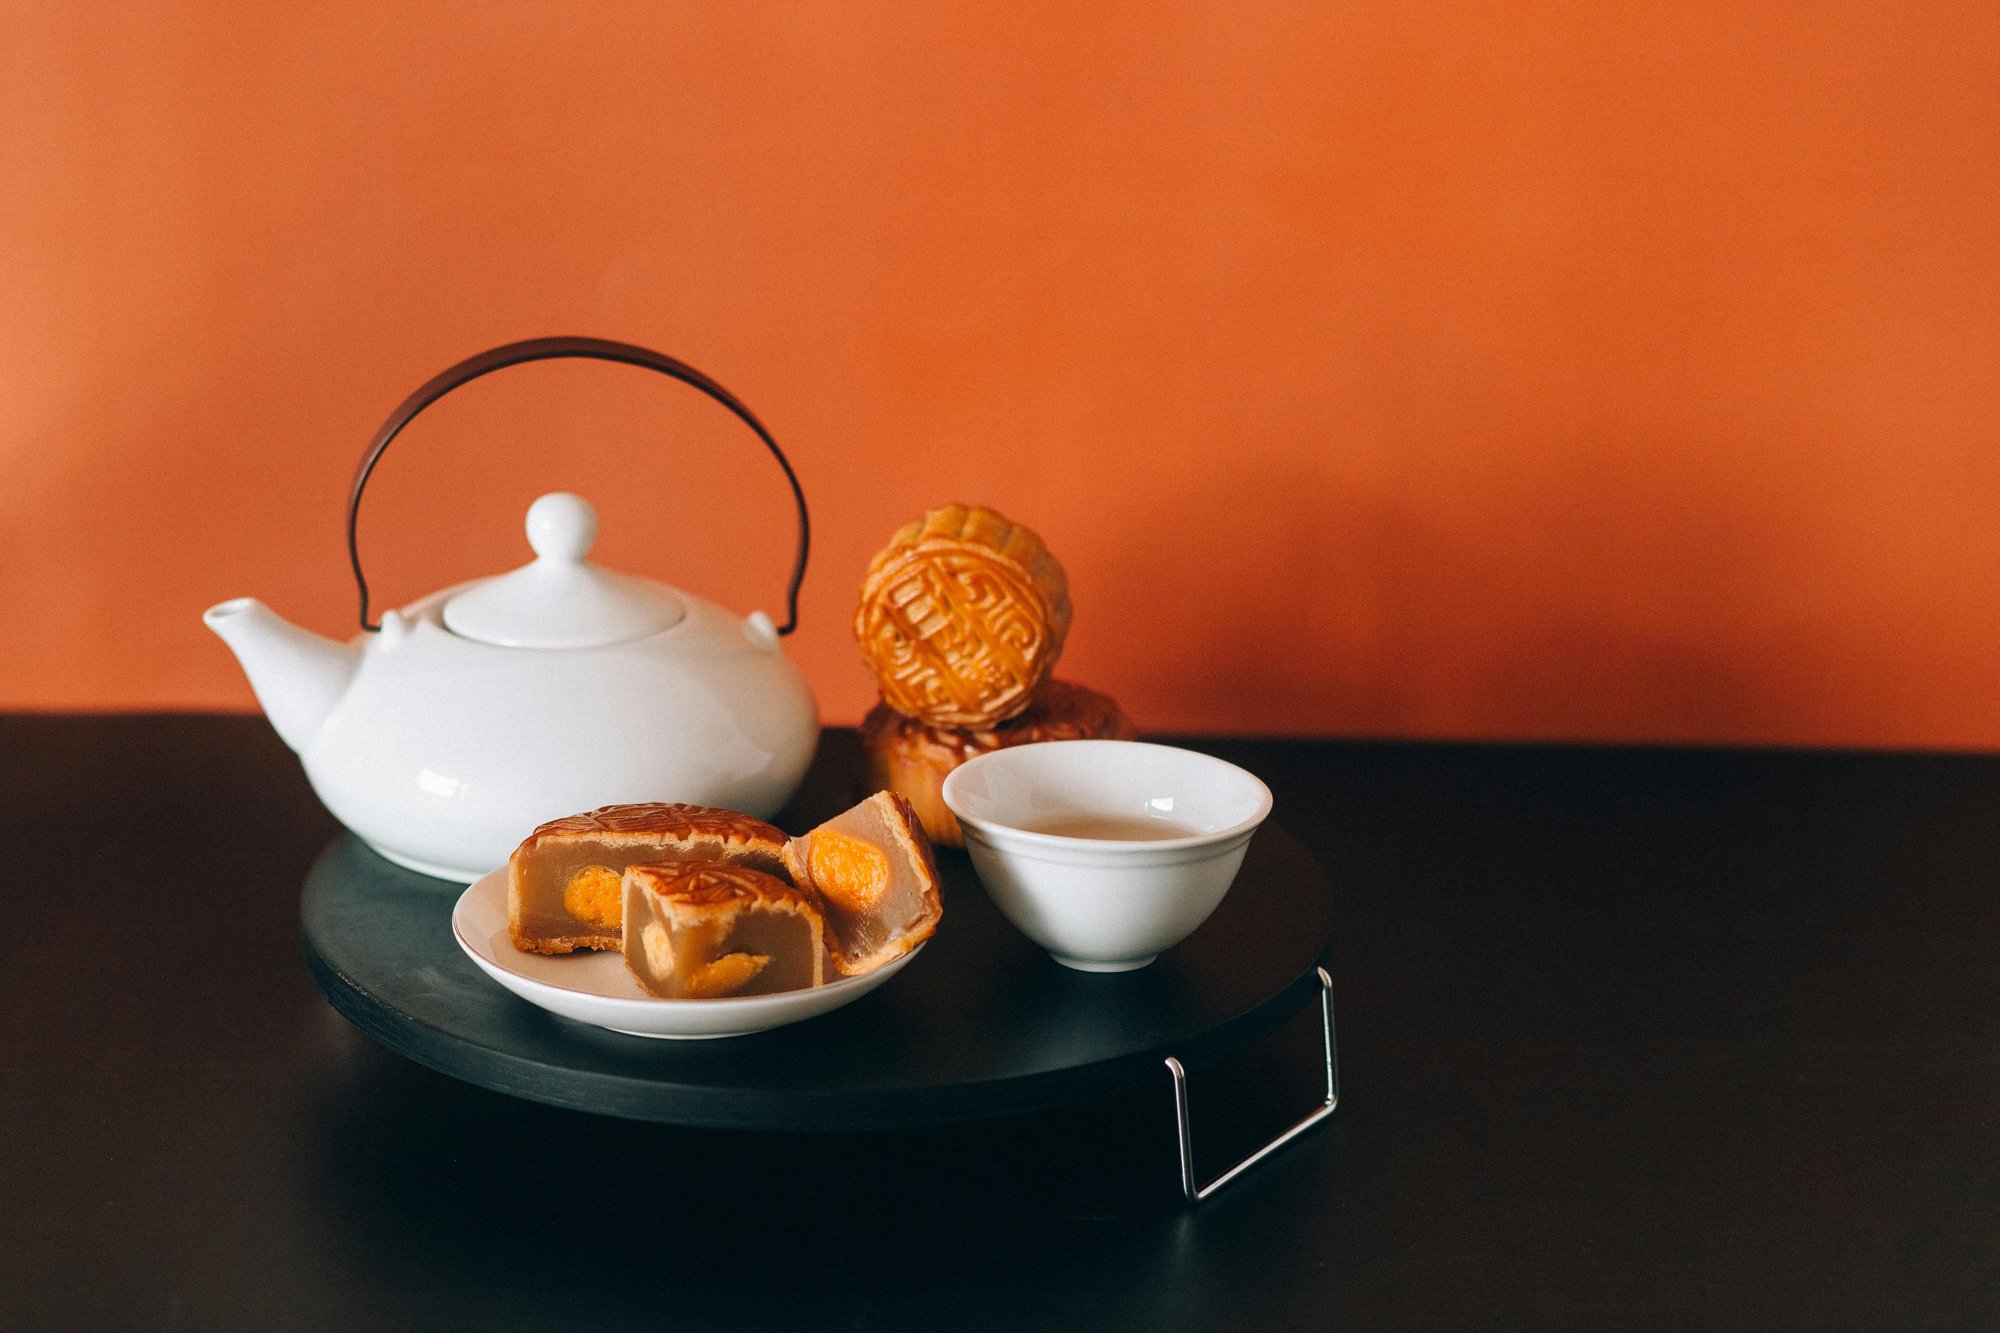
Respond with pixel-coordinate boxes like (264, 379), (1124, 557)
(854, 504), (1073, 729)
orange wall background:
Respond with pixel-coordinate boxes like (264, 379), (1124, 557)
(5, 2), (1999, 747)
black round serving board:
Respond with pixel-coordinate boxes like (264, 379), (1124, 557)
(301, 822), (1333, 1131)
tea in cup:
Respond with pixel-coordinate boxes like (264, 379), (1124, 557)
(941, 741), (1272, 971)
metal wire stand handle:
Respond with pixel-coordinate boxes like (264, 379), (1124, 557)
(1165, 966), (1339, 1203)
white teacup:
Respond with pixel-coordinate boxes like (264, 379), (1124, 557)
(941, 740), (1273, 972)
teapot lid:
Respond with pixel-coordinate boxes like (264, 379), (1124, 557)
(442, 493), (684, 648)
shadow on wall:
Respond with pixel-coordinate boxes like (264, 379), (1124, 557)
(1091, 453), (1794, 742)
(1472, 619), (1786, 745)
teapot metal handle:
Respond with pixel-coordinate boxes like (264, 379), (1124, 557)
(346, 336), (810, 635)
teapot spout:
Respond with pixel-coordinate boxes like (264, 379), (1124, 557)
(203, 598), (361, 754)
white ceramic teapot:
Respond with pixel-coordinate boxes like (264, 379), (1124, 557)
(205, 338), (819, 882)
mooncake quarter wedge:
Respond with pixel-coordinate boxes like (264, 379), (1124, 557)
(508, 803), (788, 956)
(622, 861), (826, 999)
(784, 791), (944, 976)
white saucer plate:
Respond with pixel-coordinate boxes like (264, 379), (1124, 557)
(451, 868), (922, 1039)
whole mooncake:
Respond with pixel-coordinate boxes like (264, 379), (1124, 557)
(508, 803), (788, 956)
(859, 679), (1137, 847)
(854, 503), (1072, 729)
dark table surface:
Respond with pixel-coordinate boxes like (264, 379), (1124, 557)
(3, 715), (1996, 1331)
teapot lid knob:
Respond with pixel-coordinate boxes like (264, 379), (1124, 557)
(526, 492), (598, 563)
(441, 491), (684, 648)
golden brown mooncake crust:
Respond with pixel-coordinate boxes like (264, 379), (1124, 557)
(854, 503), (1073, 729)
(514, 803), (788, 861)
(622, 859), (804, 912)
(859, 679), (1137, 847)
(507, 802), (789, 955)
(783, 791), (944, 977)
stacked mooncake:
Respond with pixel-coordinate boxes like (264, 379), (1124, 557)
(853, 503), (1136, 847)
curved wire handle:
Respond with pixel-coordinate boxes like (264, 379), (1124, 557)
(346, 336), (810, 635)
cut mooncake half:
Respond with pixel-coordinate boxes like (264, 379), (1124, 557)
(622, 861), (826, 999)
(508, 803), (788, 956)
(784, 791), (943, 976)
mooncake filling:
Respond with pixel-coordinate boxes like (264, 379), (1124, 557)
(562, 864), (625, 930)
(806, 830), (891, 913)
(785, 792), (942, 975)
(621, 862), (825, 999)
(507, 803), (788, 955)
(518, 838), (776, 946)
